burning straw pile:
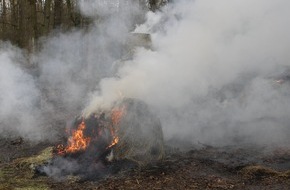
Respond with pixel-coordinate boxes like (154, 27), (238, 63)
(38, 98), (165, 179)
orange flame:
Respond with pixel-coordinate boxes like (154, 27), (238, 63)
(107, 107), (126, 148)
(58, 119), (91, 155)
(56, 107), (126, 156)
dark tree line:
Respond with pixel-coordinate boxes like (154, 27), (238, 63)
(0, 0), (89, 51)
(0, 0), (167, 52)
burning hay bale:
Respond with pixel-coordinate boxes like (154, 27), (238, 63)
(38, 98), (164, 179)
(58, 98), (164, 164)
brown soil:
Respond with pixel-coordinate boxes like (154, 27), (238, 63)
(1, 138), (290, 190)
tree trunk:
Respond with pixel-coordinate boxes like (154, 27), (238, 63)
(1, 0), (7, 39)
(10, 0), (18, 43)
(53, 0), (63, 29)
(18, 0), (27, 48)
(43, 0), (52, 34)
(28, 0), (38, 53)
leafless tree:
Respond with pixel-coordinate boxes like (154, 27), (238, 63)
(0, 0), (85, 51)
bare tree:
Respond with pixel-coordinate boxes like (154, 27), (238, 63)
(53, 0), (63, 29)
(0, 0), (89, 50)
(43, 0), (52, 35)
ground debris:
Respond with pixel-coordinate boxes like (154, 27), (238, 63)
(1, 141), (290, 189)
(239, 165), (290, 180)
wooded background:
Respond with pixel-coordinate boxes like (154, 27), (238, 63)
(0, 0), (90, 52)
(0, 0), (165, 52)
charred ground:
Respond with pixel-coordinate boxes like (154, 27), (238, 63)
(1, 136), (290, 190)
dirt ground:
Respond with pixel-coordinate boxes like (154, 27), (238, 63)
(1, 137), (290, 190)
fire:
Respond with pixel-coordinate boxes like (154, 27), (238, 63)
(107, 106), (126, 148)
(107, 134), (119, 149)
(56, 106), (126, 156)
(58, 119), (91, 155)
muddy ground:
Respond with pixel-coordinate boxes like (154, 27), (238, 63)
(1, 137), (290, 190)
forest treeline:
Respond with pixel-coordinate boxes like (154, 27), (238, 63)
(0, 0), (166, 52)
(0, 0), (91, 51)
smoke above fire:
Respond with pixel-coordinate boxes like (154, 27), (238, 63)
(83, 0), (290, 146)
(1, 0), (290, 148)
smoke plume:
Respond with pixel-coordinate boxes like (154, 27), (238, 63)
(0, 44), (44, 141)
(0, 0), (146, 141)
(84, 0), (290, 146)
(1, 0), (290, 148)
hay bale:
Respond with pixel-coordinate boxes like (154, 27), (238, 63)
(65, 98), (165, 166)
(112, 98), (165, 165)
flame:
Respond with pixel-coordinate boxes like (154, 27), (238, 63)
(107, 133), (119, 148)
(107, 106), (125, 148)
(56, 106), (126, 156)
(58, 119), (91, 155)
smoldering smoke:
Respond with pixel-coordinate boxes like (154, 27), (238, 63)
(0, 0), (290, 149)
(0, 44), (44, 141)
(84, 0), (290, 146)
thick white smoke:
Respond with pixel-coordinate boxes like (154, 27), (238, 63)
(37, 0), (145, 116)
(84, 0), (290, 146)
(1, 0), (290, 148)
(0, 44), (45, 141)
(0, 0), (145, 142)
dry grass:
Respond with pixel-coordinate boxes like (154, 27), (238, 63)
(239, 165), (290, 179)
(0, 147), (52, 190)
